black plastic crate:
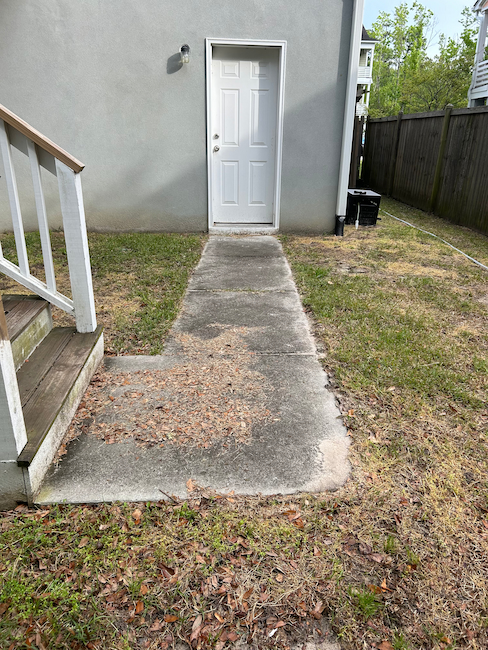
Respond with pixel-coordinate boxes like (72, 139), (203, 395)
(346, 189), (381, 226)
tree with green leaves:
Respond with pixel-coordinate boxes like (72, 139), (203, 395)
(369, 4), (478, 116)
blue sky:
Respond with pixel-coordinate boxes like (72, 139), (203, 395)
(363, 0), (476, 54)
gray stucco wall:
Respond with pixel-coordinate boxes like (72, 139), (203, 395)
(0, 0), (352, 233)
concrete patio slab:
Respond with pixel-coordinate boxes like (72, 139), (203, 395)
(104, 354), (180, 372)
(187, 235), (295, 296)
(36, 235), (350, 504)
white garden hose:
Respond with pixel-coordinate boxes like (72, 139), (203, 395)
(380, 209), (488, 272)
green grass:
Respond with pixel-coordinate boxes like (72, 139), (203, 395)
(0, 497), (347, 649)
(279, 197), (488, 649)
(281, 199), (488, 413)
(0, 231), (206, 354)
(348, 586), (382, 620)
(1, 200), (488, 649)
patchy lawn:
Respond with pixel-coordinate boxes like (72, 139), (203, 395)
(280, 197), (488, 649)
(1, 200), (488, 650)
(0, 232), (206, 354)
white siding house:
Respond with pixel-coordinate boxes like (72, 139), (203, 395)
(356, 27), (377, 116)
(468, 0), (488, 106)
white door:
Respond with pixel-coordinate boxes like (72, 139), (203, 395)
(211, 46), (279, 225)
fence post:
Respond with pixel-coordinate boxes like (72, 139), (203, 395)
(387, 111), (403, 197)
(55, 159), (97, 334)
(359, 115), (365, 182)
(429, 104), (453, 213)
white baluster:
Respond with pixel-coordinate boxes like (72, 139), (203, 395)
(0, 120), (29, 276)
(27, 139), (56, 292)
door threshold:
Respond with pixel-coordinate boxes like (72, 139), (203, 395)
(209, 225), (279, 235)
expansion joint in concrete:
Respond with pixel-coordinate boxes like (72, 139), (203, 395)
(187, 289), (297, 294)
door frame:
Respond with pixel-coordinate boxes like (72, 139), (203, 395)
(205, 38), (287, 231)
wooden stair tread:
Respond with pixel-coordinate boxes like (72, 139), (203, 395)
(17, 325), (103, 467)
(3, 295), (48, 342)
(16, 328), (75, 407)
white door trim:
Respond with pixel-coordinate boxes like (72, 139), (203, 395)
(205, 38), (287, 231)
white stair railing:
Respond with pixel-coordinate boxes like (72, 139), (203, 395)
(358, 65), (372, 80)
(0, 104), (96, 333)
(473, 60), (488, 90)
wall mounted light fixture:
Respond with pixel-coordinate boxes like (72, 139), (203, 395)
(180, 44), (190, 64)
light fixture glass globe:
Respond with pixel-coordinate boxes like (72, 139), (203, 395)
(180, 45), (190, 64)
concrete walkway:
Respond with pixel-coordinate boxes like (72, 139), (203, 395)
(37, 236), (350, 503)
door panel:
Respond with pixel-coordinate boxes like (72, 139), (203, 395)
(249, 161), (267, 204)
(221, 90), (239, 146)
(250, 90), (269, 146)
(221, 161), (239, 204)
(211, 46), (279, 224)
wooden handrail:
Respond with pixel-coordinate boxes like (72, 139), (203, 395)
(0, 103), (85, 173)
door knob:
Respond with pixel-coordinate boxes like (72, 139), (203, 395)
(213, 145), (220, 152)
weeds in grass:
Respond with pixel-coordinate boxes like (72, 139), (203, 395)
(348, 587), (382, 620)
(392, 631), (410, 649)
(384, 535), (398, 555)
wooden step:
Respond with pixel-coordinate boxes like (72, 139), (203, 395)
(3, 295), (52, 370)
(17, 325), (103, 469)
(17, 328), (75, 407)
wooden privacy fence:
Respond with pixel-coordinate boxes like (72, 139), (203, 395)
(362, 105), (488, 235)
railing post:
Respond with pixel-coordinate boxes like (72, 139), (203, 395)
(429, 104), (453, 213)
(387, 111), (403, 197)
(0, 296), (28, 464)
(55, 160), (97, 333)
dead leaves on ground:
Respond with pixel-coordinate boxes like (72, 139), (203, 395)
(343, 535), (391, 566)
(58, 327), (277, 457)
(1, 488), (480, 650)
(0, 495), (353, 650)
